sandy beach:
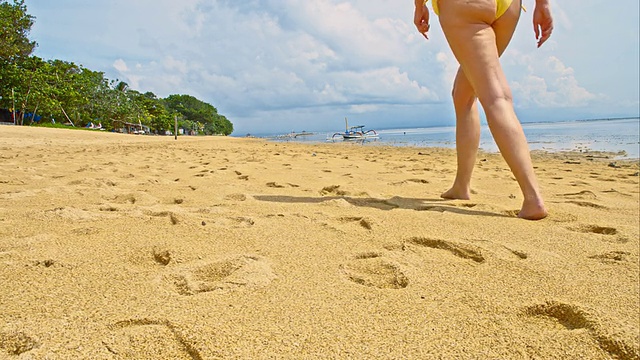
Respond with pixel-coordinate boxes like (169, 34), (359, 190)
(0, 126), (638, 359)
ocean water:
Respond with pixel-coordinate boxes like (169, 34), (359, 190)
(268, 118), (640, 159)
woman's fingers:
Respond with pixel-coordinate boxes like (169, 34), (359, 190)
(414, 5), (430, 39)
(536, 22), (553, 47)
(537, 29), (550, 47)
(533, 4), (553, 48)
(421, 25), (430, 39)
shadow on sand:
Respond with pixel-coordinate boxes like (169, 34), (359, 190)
(253, 195), (511, 218)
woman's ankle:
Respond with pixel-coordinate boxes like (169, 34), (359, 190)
(441, 185), (471, 200)
(518, 198), (547, 220)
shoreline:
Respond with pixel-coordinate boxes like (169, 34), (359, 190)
(4, 118), (639, 159)
(262, 117), (640, 160)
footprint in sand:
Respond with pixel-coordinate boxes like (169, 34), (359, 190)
(99, 204), (120, 213)
(45, 207), (104, 222)
(588, 251), (632, 263)
(71, 227), (101, 236)
(224, 193), (248, 201)
(337, 216), (373, 230)
(152, 248), (172, 266)
(569, 180), (591, 187)
(602, 188), (633, 197)
(558, 190), (597, 200)
(320, 185), (350, 196)
(147, 210), (181, 225)
(108, 192), (159, 206)
(571, 224), (618, 235)
(565, 200), (607, 210)
(407, 237), (485, 263)
(0, 177), (25, 185)
(389, 178), (430, 186)
(0, 331), (39, 356)
(266, 182), (300, 188)
(103, 319), (202, 360)
(68, 178), (118, 188)
(33, 259), (58, 268)
(234, 171), (249, 181)
(568, 224), (627, 243)
(341, 253), (409, 289)
(212, 216), (255, 228)
(524, 301), (639, 360)
(167, 255), (276, 296)
(0, 190), (38, 200)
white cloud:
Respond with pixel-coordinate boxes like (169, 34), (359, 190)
(550, 1), (573, 31)
(509, 55), (596, 108)
(113, 59), (128, 72)
(350, 104), (380, 113)
(162, 56), (189, 74)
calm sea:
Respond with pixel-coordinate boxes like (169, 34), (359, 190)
(268, 118), (640, 159)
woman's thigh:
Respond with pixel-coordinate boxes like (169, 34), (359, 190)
(494, 0), (522, 56)
(438, 0), (521, 102)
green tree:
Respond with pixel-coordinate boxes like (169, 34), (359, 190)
(75, 67), (112, 126)
(47, 59), (85, 125)
(0, 0), (36, 62)
(131, 91), (172, 133)
(163, 94), (233, 135)
(13, 56), (50, 125)
(0, 0), (234, 133)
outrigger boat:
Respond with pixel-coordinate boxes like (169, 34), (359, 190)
(331, 118), (378, 140)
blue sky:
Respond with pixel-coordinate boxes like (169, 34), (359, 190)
(25, 0), (640, 135)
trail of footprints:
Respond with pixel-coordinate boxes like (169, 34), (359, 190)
(341, 231), (632, 292)
(340, 238), (638, 359)
(97, 253), (277, 358)
(3, 236), (636, 358)
(554, 188), (630, 242)
(4, 177), (636, 357)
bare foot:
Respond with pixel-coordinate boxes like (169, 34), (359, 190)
(517, 200), (548, 220)
(440, 186), (471, 200)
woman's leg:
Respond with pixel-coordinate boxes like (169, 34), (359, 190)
(441, 68), (480, 200)
(441, 2), (519, 200)
(439, 0), (547, 219)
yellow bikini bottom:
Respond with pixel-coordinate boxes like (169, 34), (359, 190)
(428, 0), (524, 19)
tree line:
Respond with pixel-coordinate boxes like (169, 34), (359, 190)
(0, 0), (233, 135)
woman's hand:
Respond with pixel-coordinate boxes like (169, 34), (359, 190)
(414, 3), (430, 39)
(533, 1), (553, 47)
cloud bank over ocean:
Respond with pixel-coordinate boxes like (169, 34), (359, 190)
(27, 0), (640, 134)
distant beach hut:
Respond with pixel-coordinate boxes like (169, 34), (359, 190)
(111, 120), (150, 134)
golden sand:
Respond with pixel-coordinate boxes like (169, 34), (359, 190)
(0, 126), (638, 359)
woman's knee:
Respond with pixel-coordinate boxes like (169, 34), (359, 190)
(479, 91), (517, 128)
(479, 89), (514, 111)
(452, 80), (476, 108)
